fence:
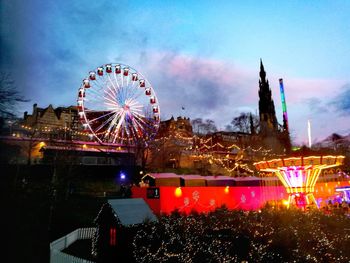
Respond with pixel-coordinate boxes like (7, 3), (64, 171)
(50, 227), (96, 263)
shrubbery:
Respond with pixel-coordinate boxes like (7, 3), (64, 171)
(133, 207), (350, 262)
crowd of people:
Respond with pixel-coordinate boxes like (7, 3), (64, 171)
(132, 206), (350, 262)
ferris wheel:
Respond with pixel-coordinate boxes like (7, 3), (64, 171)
(77, 63), (160, 145)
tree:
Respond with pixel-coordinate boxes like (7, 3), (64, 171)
(191, 118), (217, 135)
(191, 118), (204, 135)
(231, 112), (259, 134)
(0, 73), (28, 130)
(203, 119), (217, 134)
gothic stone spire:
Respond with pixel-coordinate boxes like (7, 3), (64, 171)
(258, 60), (278, 134)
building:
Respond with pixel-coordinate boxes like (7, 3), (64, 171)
(258, 60), (278, 135)
(258, 60), (291, 153)
(157, 116), (193, 138)
(148, 116), (194, 169)
(23, 103), (79, 131)
(20, 103), (84, 140)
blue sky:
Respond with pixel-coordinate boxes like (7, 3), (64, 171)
(1, 0), (350, 144)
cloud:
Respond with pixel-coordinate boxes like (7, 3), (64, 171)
(329, 83), (350, 115)
(2, 0), (349, 144)
(305, 97), (329, 114)
(141, 52), (258, 127)
(264, 76), (345, 105)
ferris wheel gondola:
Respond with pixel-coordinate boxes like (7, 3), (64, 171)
(77, 63), (160, 145)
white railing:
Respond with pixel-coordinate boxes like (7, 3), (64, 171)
(50, 227), (96, 263)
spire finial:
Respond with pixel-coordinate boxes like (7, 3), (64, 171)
(259, 58), (266, 80)
(260, 58), (264, 71)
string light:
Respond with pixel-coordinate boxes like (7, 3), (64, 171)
(132, 209), (350, 262)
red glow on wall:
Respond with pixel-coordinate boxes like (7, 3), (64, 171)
(132, 181), (349, 215)
(132, 186), (287, 215)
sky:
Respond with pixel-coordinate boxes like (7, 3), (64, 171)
(1, 0), (350, 145)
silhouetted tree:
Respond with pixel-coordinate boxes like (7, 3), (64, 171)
(191, 118), (217, 135)
(0, 73), (28, 130)
(203, 119), (217, 134)
(191, 118), (204, 135)
(231, 112), (259, 134)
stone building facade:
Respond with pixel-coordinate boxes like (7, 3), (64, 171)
(23, 103), (79, 130)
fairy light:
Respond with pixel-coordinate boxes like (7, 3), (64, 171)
(132, 209), (350, 262)
(254, 155), (345, 208)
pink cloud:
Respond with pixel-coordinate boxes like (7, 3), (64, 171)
(122, 51), (350, 144)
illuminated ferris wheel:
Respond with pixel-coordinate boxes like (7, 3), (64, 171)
(77, 63), (160, 145)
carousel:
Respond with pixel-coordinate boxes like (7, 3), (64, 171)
(254, 155), (345, 208)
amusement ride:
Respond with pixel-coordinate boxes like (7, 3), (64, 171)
(254, 155), (345, 208)
(77, 63), (160, 145)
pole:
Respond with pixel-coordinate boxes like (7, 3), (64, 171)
(308, 120), (312, 148)
(279, 79), (289, 132)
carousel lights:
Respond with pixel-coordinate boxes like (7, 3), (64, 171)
(254, 155), (345, 208)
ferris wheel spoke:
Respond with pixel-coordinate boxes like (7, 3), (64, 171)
(107, 110), (125, 134)
(124, 126), (132, 143)
(78, 63), (160, 145)
(130, 106), (146, 118)
(94, 111), (121, 133)
(133, 113), (147, 127)
(113, 72), (121, 89)
(127, 88), (140, 103)
(131, 117), (145, 135)
(86, 85), (106, 100)
(98, 73), (113, 95)
(86, 86), (109, 106)
(131, 108), (146, 120)
(93, 77), (105, 90)
(128, 100), (144, 111)
(105, 75), (118, 98)
(125, 74), (130, 87)
(121, 73), (124, 88)
(111, 112), (126, 143)
(86, 110), (117, 124)
(104, 85), (117, 102)
(121, 83), (131, 104)
(127, 84), (144, 104)
(103, 94), (119, 108)
(102, 114), (123, 142)
(119, 127), (127, 144)
(128, 127), (137, 141)
(107, 74), (119, 96)
(104, 87), (118, 102)
(93, 78), (108, 95)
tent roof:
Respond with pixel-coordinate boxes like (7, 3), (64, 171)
(180, 175), (207, 180)
(204, 176), (235, 181)
(233, 176), (261, 181)
(146, 173), (180, 179)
